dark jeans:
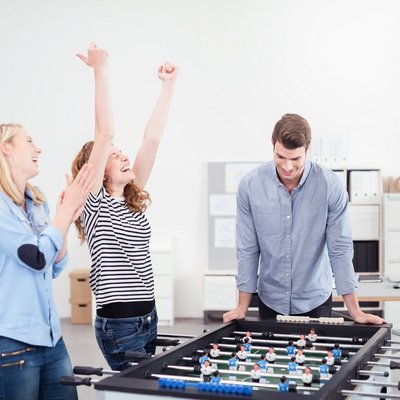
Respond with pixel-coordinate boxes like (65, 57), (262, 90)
(259, 295), (333, 319)
(95, 307), (158, 371)
(0, 337), (77, 400)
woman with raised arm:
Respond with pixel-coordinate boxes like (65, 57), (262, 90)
(0, 123), (93, 400)
(72, 43), (178, 371)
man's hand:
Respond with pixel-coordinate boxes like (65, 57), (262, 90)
(223, 307), (246, 323)
(352, 311), (387, 325)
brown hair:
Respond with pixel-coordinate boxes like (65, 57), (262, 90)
(271, 113), (311, 150)
(71, 141), (151, 242)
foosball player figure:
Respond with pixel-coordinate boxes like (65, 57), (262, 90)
(237, 344), (247, 371)
(302, 366), (313, 387)
(266, 346), (276, 363)
(307, 328), (317, 342)
(228, 352), (238, 380)
(324, 351), (335, 367)
(288, 356), (298, 375)
(332, 342), (342, 358)
(297, 334), (306, 349)
(286, 340), (297, 355)
(250, 363), (261, 383)
(200, 359), (213, 382)
(242, 330), (253, 344)
(209, 343), (220, 359)
(243, 336), (252, 352)
(199, 350), (210, 366)
(295, 348), (305, 366)
(211, 369), (221, 384)
(278, 376), (289, 392)
(258, 354), (268, 383)
(319, 358), (330, 381)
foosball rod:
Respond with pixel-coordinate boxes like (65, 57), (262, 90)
(158, 333), (197, 339)
(374, 354), (400, 360)
(233, 330), (366, 344)
(380, 346), (400, 352)
(358, 370), (390, 378)
(151, 373), (320, 392)
(73, 366), (120, 376)
(167, 361), (327, 377)
(340, 390), (400, 399)
(193, 350), (326, 364)
(387, 340), (400, 345)
(366, 361), (400, 369)
(221, 336), (362, 349)
(214, 341), (354, 357)
(349, 379), (400, 390)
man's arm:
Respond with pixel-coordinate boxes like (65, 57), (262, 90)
(223, 291), (253, 323)
(342, 292), (386, 324)
(223, 178), (260, 323)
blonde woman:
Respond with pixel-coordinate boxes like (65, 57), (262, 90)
(0, 123), (93, 400)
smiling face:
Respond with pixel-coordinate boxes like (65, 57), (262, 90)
(5, 127), (42, 181)
(273, 141), (307, 189)
(104, 145), (136, 190)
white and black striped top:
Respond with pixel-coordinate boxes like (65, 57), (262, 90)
(82, 187), (154, 309)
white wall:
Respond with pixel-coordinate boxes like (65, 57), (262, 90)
(1, 0), (400, 318)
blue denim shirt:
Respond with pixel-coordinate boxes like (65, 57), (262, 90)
(236, 160), (357, 315)
(0, 189), (68, 347)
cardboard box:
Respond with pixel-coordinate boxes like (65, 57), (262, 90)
(69, 269), (91, 301)
(70, 299), (92, 324)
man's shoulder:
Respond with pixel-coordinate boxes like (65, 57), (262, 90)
(240, 162), (272, 183)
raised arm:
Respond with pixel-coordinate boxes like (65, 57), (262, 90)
(132, 63), (178, 189)
(76, 43), (114, 194)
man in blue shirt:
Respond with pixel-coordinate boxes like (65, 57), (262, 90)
(223, 114), (385, 324)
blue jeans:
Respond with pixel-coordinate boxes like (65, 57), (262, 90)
(95, 307), (158, 371)
(0, 336), (77, 400)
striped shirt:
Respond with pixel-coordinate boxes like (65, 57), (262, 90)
(82, 187), (154, 309)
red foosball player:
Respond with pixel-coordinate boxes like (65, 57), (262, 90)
(302, 366), (313, 387)
(200, 359), (213, 382)
(209, 343), (220, 359)
(250, 363), (261, 383)
(278, 376), (289, 392)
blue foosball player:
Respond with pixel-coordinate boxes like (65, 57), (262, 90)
(332, 343), (342, 358)
(286, 340), (296, 355)
(278, 376), (289, 392)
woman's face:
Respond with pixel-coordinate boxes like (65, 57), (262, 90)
(104, 145), (136, 187)
(8, 128), (42, 181)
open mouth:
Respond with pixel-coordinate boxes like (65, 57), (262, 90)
(121, 166), (130, 172)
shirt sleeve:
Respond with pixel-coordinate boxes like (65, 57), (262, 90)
(235, 177), (260, 293)
(52, 252), (69, 278)
(326, 176), (358, 296)
(0, 200), (64, 273)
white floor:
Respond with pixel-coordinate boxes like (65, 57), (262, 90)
(61, 318), (219, 400)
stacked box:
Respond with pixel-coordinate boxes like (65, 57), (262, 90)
(69, 269), (92, 324)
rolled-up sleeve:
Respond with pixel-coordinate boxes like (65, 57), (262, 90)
(236, 178), (260, 293)
(326, 179), (358, 296)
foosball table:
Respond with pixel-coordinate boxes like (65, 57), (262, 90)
(70, 317), (400, 399)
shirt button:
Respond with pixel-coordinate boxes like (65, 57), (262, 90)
(286, 234), (290, 238)
(286, 291), (290, 294)
(286, 255), (289, 258)
(286, 215), (290, 219)
(286, 273), (289, 276)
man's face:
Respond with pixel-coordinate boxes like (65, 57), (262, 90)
(273, 141), (307, 186)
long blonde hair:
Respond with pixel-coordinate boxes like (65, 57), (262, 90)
(0, 123), (45, 205)
(71, 141), (151, 242)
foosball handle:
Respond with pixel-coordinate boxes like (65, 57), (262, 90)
(124, 350), (152, 362)
(390, 361), (400, 370)
(73, 366), (104, 376)
(156, 338), (180, 347)
(60, 376), (93, 387)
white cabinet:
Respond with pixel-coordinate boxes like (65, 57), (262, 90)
(151, 236), (174, 326)
(383, 194), (400, 277)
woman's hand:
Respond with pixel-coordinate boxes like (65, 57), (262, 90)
(158, 62), (179, 83)
(76, 42), (108, 69)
